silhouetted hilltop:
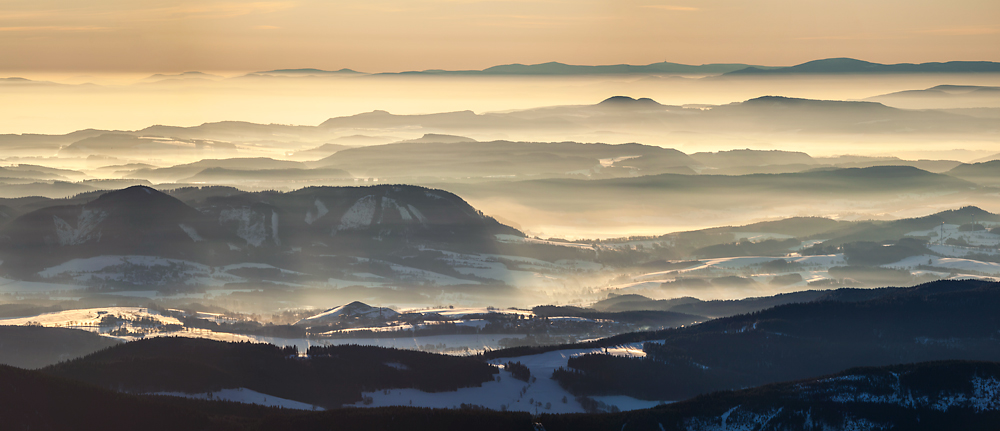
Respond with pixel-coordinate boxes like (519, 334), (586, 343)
(253, 68), (362, 76)
(317, 110), (559, 131)
(394, 133), (477, 144)
(312, 140), (697, 178)
(295, 301), (400, 326)
(141, 71), (223, 82)
(734, 95), (893, 112)
(872, 84), (1000, 99)
(703, 96), (990, 133)
(127, 157), (308, 182)
(0, 186), (233, 275)
(727, 58), (1000, 75)
(138, 120), (316, 142)
(387, 61), (771, 76)
(690, 149), (815, 168)
(946, 160), (1000, 185)
(597, 96), (663, 107)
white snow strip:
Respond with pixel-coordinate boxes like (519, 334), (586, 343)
(179, 224), (204, 242)
(271, 211), (280, 246)
(407, 204), (427, 223)
(219, 208), (267, 247)
(53, 209), (107, 246)
(337, 195), (376, 230)
(152, 388), (323, 410)
(304, 199), (328, 225)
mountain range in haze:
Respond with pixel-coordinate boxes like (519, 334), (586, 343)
(243, 58), (1000, 78)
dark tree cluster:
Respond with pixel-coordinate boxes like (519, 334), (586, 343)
(44, 337), (498, 408)
(503, 361), (531, 382)
(550, 280), (1000, 400)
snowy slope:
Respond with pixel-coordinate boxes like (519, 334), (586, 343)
(152, 388), (323, 411)
(351, 343), (660, 413)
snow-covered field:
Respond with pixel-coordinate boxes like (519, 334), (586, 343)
(350, 343), (663, 412)
(0, 306), (262, 343)
(887, 255), (1000, 276)
(152, 388), (322, 410)
(907, 224), (1000, 247)
(0, 306), (181, 328)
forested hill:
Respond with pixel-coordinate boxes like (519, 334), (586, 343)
(0, 362), (534, 431)
(541, 360), (1000, 431)
(43, 337), (499, 408)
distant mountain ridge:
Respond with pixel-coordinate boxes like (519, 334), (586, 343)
(251, 68), (363, 76)
(250, 58), (1000, 77)
(726, 57), (1000, 75)
(239, 62), (775, 77)
(390, 61), (774, 76)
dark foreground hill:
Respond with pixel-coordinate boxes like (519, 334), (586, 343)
(486, 280), (1000, 401)
(0, 364), (212, 431)
(0, 325), (120, 369)
(0, 363), (534, 431)
(10, 356), (999, 430)
(541, 360), (1000, 431)
(43, 337), (499, 408)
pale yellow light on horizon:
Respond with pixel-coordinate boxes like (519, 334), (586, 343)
(0, 0), (997, 74)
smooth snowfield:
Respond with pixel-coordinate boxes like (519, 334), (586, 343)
(351, 343), (664, 413)
(889, 255), (1000, 275)
(0, 307), (181, 327)
(152, 388), (323, 411)
(0, 306), (261, 343)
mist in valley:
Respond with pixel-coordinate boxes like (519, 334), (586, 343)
(5, 58), (1000, 427)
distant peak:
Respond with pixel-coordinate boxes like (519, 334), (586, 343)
(741, 95), (888, 108)
(802, 57), (875, 65)
(394, 133), (477, 144)
(94, 185), (165, 201)
(598, 96), (662, 106)
(142, 71), (223, 81)
(257, 68), (362, 75)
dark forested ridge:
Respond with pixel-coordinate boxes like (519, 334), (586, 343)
(42, 337), (498, 408)
(0, 184), (522, 285)
(0, 362), (534, 431)
(0, 325), (120, 369)
(550, 279), (1000, 400)
(0, 364), (212, 431)
(541, 360), (1000, 431)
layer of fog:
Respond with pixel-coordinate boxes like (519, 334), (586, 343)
(5, 72), (1000, 136)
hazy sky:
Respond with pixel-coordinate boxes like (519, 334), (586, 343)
(2, 0), (998, 73)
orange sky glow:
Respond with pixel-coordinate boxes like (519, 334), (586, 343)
(1, 0), (998, 73)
